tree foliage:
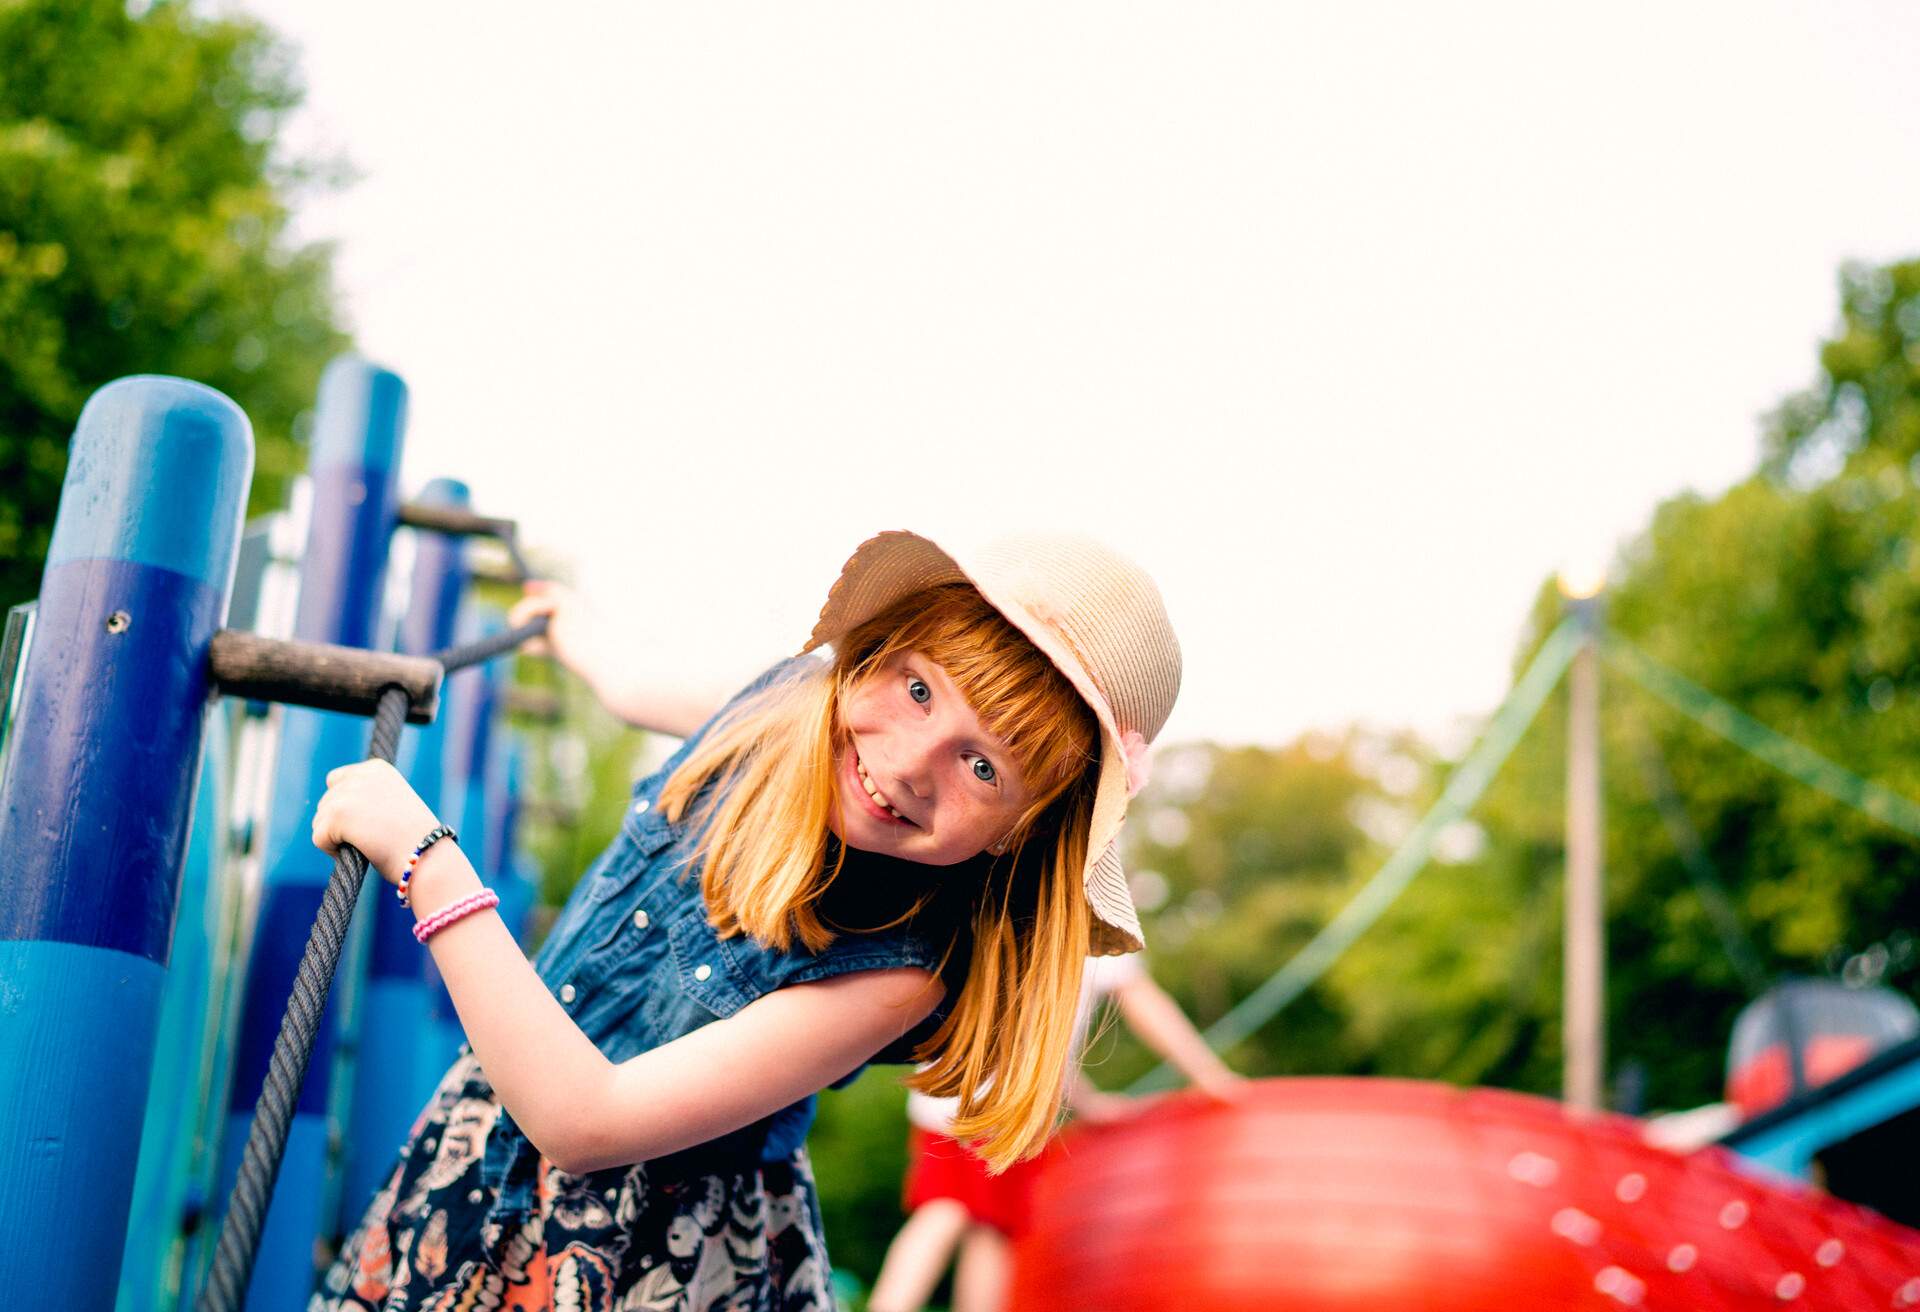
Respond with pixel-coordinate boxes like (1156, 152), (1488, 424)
(0, 0), (347, 606)
(1073, 257), (1920, 1122)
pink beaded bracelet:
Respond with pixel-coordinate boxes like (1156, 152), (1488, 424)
(412, 888), (500, 944)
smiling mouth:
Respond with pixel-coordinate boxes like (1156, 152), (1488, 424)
(852, 750), (916, 826)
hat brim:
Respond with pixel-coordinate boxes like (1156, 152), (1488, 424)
(806, 530), (1143, 954)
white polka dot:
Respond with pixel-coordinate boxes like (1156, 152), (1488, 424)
(1775, 1272), (1804, 1300)
(1667, 1244), (1697, 1273)
(1719, 1199), (1749, 1229)
(1815, 1239), (1844, 1267)
(1508, 1151), (1560, 1187)
(1616, 1172), (1647, 1203)
(1552, 1208), (1602, 1246)
(1594, 1266), (1646, 1305)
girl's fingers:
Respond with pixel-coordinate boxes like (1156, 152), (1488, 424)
(507, 593), (558, 629)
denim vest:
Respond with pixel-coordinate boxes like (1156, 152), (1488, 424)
(476, 656), (974, 1223)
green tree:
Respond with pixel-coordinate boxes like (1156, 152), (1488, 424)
(0, 0), (347, 606)
(1089, 258), (1920, 1120)
(1394, 258), (1920, 1114)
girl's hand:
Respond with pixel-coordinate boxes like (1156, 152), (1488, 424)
(1070, 1087), (1154, 1126)
(311, 760), (443, 885)
(1195, 1069), (1250, 1106)
(507, 580), (611, 685)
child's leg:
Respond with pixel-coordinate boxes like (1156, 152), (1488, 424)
(950, 1223), (1013, 1312)
(867, 1198), (971, 1312)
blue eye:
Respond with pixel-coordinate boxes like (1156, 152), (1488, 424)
(971, 757), (996, 783)
(907, 677), (931, 704)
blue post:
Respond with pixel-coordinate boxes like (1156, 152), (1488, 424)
(118, 728), (234, 1312)
(418, 603), (505, 1083)
(491, 733), (537, 945)
(207, 358), (406, 1309)
(0, 377), (252, 1308)
(332, 477), (470, 1238)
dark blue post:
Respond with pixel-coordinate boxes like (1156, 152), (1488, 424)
(0, 377), (252, 1308)
(332, 477), (469, 1237)
(208, 358), (406, 1309)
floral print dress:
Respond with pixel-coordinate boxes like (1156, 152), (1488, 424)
(310, 1051), (833, 1311)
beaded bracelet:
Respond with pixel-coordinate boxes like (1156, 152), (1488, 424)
(396, 823), (457, 908)
(413, 888), (500, 944)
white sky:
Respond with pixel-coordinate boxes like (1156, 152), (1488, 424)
(236, 1), (1920, 749)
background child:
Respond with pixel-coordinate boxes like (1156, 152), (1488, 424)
(306, 531), (1182, 1309)
(867, 952), (1241, 1312)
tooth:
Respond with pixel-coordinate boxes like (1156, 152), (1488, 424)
(889, 807), (905, 820)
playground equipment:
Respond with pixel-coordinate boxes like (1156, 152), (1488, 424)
(1725, 980), (1919, 1120)
(4, 358), (1917, 1308)
(0, 362), (554, 1308)
(1012, 1078), (1920, 1311)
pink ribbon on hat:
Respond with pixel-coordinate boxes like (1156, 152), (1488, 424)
(1120, 729), (1151, 797)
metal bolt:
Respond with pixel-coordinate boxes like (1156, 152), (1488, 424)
(105, 610), (131, 634)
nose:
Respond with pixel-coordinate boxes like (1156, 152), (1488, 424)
(881, 738), (937, 801)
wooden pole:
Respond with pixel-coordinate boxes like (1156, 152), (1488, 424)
(1564, 596), (1605, 1111)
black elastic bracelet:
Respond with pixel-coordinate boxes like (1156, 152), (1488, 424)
(397, 823), (458, 908)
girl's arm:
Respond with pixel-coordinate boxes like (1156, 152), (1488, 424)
(506, 580), (760, 738)
(1109, 972), (1241, 1094)
(312, 762), (940, 1172)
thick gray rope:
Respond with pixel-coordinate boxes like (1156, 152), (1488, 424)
(198, 617), (546, 1310)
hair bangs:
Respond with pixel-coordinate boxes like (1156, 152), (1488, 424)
(839, 583), (1098, 814)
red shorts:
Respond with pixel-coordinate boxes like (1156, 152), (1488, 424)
(901, 1127), (1053, 1238)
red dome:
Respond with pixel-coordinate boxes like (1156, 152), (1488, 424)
(1010, 1077), (1920, 1311)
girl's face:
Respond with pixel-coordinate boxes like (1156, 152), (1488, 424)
(834, 650), (1037, 865)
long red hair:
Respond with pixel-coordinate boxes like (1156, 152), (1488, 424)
(658, 583), (1100, 1167)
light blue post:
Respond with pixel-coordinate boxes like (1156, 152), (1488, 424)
(418, 603), (506, 1084)
(206, 358), (406, 1310)
(118, 730), (233, 1312)
(332, 477), (470, 1238)
(491, 733), (537, 945)
(0, 377), (252, 1308)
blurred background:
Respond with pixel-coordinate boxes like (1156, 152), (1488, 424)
(4, 0), (1920, 1303)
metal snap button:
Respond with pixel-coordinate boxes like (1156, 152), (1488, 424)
(633, 798), (650, 815)
(633, 909), (650, 931)
(559, 983), (577, 1003)
(693, 964), (712, 981)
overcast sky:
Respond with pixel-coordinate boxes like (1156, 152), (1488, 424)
(237, 1), (1920, 750)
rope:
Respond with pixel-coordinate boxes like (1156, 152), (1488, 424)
(1129, 613), (1588, 1092)
(1605, 634), (1920, 840)
(197, 617), (547, 1309)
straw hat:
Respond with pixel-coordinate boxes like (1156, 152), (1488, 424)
(805, 530), (1182, 954)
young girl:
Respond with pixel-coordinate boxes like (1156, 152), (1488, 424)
(307, 530), (1182, 1309)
